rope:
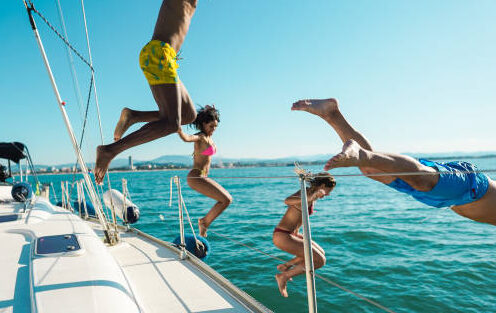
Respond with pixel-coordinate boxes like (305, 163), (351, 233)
(78, 0), (112, 203)
(54, 0), (85, 120)
(169, 177), (200, 250)
(30, 4), (93, 70)
(180, 195), (200, 248)
(68, 75), (93, 202)
(209, 230), (396, 313)
(27, 1), (115, 238)
(80, 0), (106, 144)
(182, 168), (496, 180)
(78, 75), (93, 149)
(50, 182), (58, 203)
(314, 274), (396, 313)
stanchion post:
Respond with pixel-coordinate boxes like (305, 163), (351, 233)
(300, 174), (318, 313)
(175, 177), (187, 260)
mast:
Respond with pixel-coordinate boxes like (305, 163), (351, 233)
(23, 1), (116, 244)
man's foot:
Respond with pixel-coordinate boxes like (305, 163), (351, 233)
(275, 273), (289, 297)
(291, 98), (338, 118)
(324, 139), (362, 171)
(114, 108), (133, 141)
(94, 145), (113, 185)
(198, 219), (208, 237)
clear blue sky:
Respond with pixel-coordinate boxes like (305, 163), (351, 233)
(2, 0), (495, 165)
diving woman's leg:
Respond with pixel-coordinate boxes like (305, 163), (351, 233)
(273, 232), (326, 297)
(187, 175), (233, 237)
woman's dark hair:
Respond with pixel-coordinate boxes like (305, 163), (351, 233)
(310, 172), (336, 189)
(191, 105), (220, 133)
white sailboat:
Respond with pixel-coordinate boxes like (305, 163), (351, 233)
(1, 1), (407, 312)
(0, 145), (270, 312)
(0, 1), (272, 312)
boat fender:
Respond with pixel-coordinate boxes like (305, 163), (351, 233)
(103, 189), (140, 224)
(173, 234), (210, 260)
(72, 200), (96, 217)
(11, 182), (32, 202)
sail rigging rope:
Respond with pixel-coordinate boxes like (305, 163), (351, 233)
(28, 2), (93, 71)
(68, 75), (93, 203)
(54, 0), (94, 198)
(54, 0), (85, 121)
(29, 0), (119, 233)
(209, 229), (396, 313)
(79, 0), (106, 145)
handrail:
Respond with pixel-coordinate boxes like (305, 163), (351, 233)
(299, 174), (318, 313)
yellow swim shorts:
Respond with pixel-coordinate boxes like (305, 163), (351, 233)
(139, 40), (180, 85)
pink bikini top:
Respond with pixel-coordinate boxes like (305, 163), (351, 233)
(201, 145), (216, 156)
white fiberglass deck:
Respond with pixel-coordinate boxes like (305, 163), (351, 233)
(0, 185), (269, 313)
(92, 222), (267, 313)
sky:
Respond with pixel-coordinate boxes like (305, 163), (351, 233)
(1, 0), (495, 165)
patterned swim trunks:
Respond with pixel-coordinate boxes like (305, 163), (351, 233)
(139, 40), (180, 85)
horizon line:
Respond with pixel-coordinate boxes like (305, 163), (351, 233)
(39, 150), (496, 167)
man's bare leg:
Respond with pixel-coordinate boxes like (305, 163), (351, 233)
(114, 109), (160, 141)
(291, 98), (395, 183)
(95, 0), (199, 183)
(327, 139), (439, 192)
(97, 73), (197, 182)
(292, 98), (372, 150)
(95, 83), (186, 183)
(114, 80), (195, 141)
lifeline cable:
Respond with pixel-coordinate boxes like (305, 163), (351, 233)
(209, 229), (397, 313)
(183, 168), (496, 180)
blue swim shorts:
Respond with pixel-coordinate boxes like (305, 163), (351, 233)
(386, 159), (489, 208)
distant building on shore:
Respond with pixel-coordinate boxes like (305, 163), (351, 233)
(128, 156), (135, 170)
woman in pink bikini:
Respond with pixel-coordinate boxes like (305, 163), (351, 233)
(273, 172), (336, 297)
(177, 105), (232, 237)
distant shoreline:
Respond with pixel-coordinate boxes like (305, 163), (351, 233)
(36, 167), (190, 177)
(17, 154), (496, 176)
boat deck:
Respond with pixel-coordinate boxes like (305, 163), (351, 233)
(0, 185), (269, 313)
(102, 227), (263, 312)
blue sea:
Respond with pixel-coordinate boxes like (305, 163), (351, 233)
(38, 157), (496, 313)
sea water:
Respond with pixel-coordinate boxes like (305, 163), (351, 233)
(39, 157), (496, 312)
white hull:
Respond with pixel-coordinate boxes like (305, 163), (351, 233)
(0, 184), (270, 313)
